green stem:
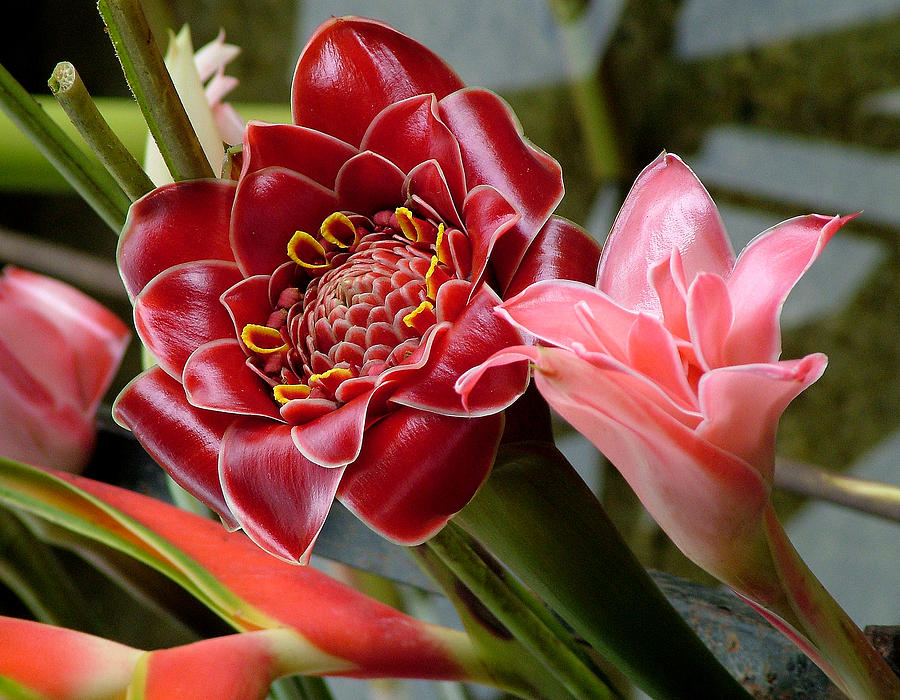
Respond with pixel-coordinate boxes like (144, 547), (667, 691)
(97, 0), (213, 181)
(426, 522), (617, 700)
(455, 442), (751, 700)
(0, 62), (130, 232)
(762, 506), (900, 699)
(775, 458), (900, 523)
(49, 61), (154, 202)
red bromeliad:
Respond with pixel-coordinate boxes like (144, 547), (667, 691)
(113, 16), (600, 563)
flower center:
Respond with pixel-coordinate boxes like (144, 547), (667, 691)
(240, 207), (458, 413)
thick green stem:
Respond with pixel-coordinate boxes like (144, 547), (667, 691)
(97, 0), (213, 181)
(0, 62), (130, 232)
(426, 523), (618, 700)
(762, 506), (900, 699)
(49, 61), (154, 202)
(456, 442), (751, 700)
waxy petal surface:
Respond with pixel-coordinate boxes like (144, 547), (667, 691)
(339, 408), (503, 544)
(113, 366), (238, 526)
(334, 151), (406, 214)
(439, 88), (563, 290)
(183, 339), (282, 420)
(504, 216), (602, 298)
(724, 214), (849, 365)
(363, 94), (466, 204)
(119, 180), (236, 298)
(135, 261), (243, 378)
(597, 153), (734, 313)
(696, 355), (827, 478)
(292, 16), (464, 146)
(220, 419), (344, 563)
(390, 284), (528, 416)
(242, 121), (357, 188)
(230, 167), (338, 276)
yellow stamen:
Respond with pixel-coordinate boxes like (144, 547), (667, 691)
(395, 207), (422, 242)
(273, 384), (311, 404)
(241, 324), (288, 354)
(434, 223), (451, 264)
(287, 231), (330, 270)
(308, 367), (354, 385)
(403, 300), (435, 329)
(320, 212), (358, 248)
(425, 255), (440, 300)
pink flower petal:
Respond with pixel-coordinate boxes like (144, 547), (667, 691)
(626, 313), (698, 411)
(241, 121), (357, 189)
(182, 339), (282, 420)
(338, 408), (503, 544)
(292, 16), (464, 146)
(504, 216), (602, 298)
(390, 284), (528, 416)
(220, 418), (344, 563)
(686, 272), (733, 371)
(696, 354), (828, 479)
(118, 180), (237, 298)
(362, 94), (466, 205)
(597, 153), (734, 313)
(112, 366), (238, 527)
(334, 151), (406, 215)
(499, 279), (636, 359)
(0, 267), (129, 414)
(439, 88), (563, 291)
(724, 214), (850, 365)
(134, 261), (243, 378)
(528, 346), (771, 584)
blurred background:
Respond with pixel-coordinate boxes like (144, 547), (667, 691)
(1, 1), (898, 698)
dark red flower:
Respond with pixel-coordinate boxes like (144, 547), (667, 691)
(113, 16), (600, 562)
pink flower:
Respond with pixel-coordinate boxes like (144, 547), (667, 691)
(0, 267), (130, 472)
(459, 153), (849, 599)
(113, 16), (600, 563)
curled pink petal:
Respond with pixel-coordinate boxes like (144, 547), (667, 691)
(597, 153), (734, 313)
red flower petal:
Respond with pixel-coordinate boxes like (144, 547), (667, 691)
(362, 95), (466, 205)
(135, 261), (244, 378)
(505, 216), (602, 298)
(289, 389), (379, 467)
(405, 160), (463, 228)
(338, 408), (503, 544)
(439, 88), (563, 290)
(292, 16), (464, 146)
(390, 284), (528, 416)
(118, 180), (236, 298)
(241, 121), (357, 189)
(183, 339), (282, 420)
(461, 185), (521, 292)
(334, 151), (406, 215)
(220, 418), (344, 563)
(231, 167), (339, 276)
(112, 366), (238, 528)
(220, 275), (273, 352)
